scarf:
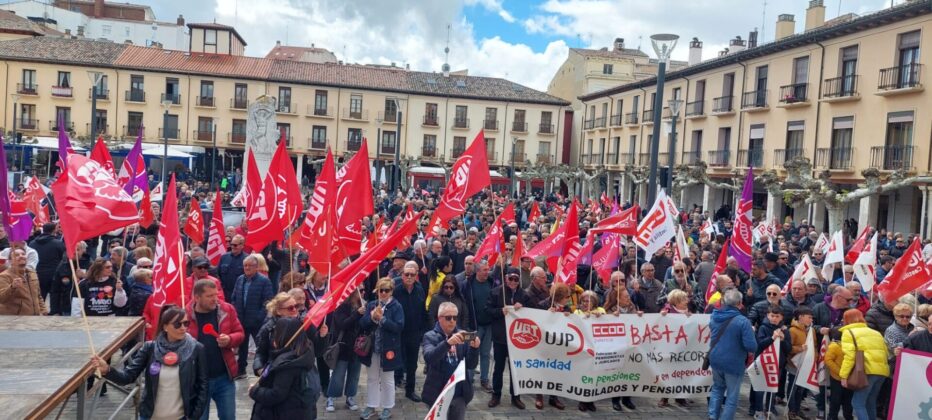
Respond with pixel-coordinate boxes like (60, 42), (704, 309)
(153, 332), (198, 364)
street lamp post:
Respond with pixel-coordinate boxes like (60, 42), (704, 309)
(211, 124), (217, 189)
(647, 33), (679, 206)
(510, 137), (517, 196)
(666, 98), (683, 192)
(395, 108), (402, 193)
(87, 71), (104, 138)
(375, 115), (382, 190)
(10, 93), (19, 170)
(161, 99), (172, 186)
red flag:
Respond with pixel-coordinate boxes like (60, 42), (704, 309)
(245, 167), (282, 252)
(474, 219), (504, 262)
(875, 238), (932, 304)
(302, 211), (423, 329)
(845, 226), (871, 265)
(23, 176), (47, 221)
(270, 140), (303, 228)
(511, 233), (526, 268)
(335, 140), (374, 257)
(427, 131), (491, 237)
(243, 151), (262, 213)
(592, 234), (621, 286)
(563, 199), (579, 255)
(590, 204), (639, 236)
(183, 197), (205, 244)
(206, 190), (226, 265)
(51, 154), (139, 258)
(499, 202), (516, 226)
(139, 190), (154, 228)
(528, 201), (541, 222)
(706, 238), (731, 302)
(556, 236), (583, 285)
(297, 150), (338, 275)
(89, 137), (116, 179)
(34, 204), (50, 225)
(524, 221), (566, 260)
(143, 175), (184, 339)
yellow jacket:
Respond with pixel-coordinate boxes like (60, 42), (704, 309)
(426, 271), (445, 310)
(839, 322), (890, 379)
(824, 341), (844, 381)
(789, 320), (809, 357)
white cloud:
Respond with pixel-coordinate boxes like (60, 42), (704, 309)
(464, 0), (516, 23)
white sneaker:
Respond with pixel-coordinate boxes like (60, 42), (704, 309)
(753, 412), (767, 420)
(325, 398), (334, 412)
(347, 397), (360, 411)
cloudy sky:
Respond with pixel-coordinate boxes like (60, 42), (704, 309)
(139, 0), (891, 91)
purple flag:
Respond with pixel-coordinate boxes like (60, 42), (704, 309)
(57, 120), (73, 169)
(0, 136), (11, 237)
(118, 133), (147, 200)
(729, 167), (754, 272)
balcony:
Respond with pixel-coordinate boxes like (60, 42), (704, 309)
(231, 98), (249, 110)
(49, 120), (75, 132)
(712, 95), (734, 114)
(125, 125), (145, 137)
(870, 145), (915, 171)
(822, 75), (859, 101)
(877, 63), (922, 93)
(196, 96), (215, 107)
(510, 152), (527, 164)
(161, 93), (181, 105)
(610, 114), (623, 126)
(378, 111), (398, 123)
(422, 115), (439, 127)
(342, 108), (368, 121)
(642, 110), (655, 124)
(308, 105), (333, 117)
(685, 100), (704, 118)
(536, 154), (553, 165)
(379, 143), (396, 155)
(85, 123), (109, 136)
(487, 151), (498, 163)
(452, 118), (469, 129)
(483, 119), (499, 131)
(777, 83), (809, 107)
(682, 150), (701, 165)
(309, 137), (327, 151)
(18, 119), (38, 130)
(16, 83), (37, 95)
(51, 85), (73, 98)
(276, 102), (294, 114)
(89, 88), (109, 100)
(741, 90), (768, 111)
(708, 150), (731, 167)
(583, 119), (595, 130)
(451, 148), (465, 159)
(606, 153), (617, 165)
(125, 90), (146, 103)
(619, 153), (635, 167)
(773, 148), (806, 166)
(512, 121), (528, 132)
(158, 128), (180, 140)
(193, 130), (214, 142)
(624, 112), (639, 125)
(538, 123), (555, 134)
(737, 149), (764, 167)
(421, 145), (437, 158)
(346, 138), (363, 152)
(815, 147), (855, 170)
(638, 152), (668, 166)
(228, 132), (246, 144)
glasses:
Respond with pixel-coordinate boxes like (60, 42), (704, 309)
(674, 269), (684, 273)
(280, 304), (298, 312)
(231, 243), (244, 247)
(766, 292), (779, 296)
(138, 265), (152, 269)
(379, 288), (393, 293)
(171, 319), (191, 329)
(402, 273), (417, 277)
(895, 315), (912, 320)
(441, 315), (457, 321)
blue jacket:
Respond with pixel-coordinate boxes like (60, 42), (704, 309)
(359, 299), (405, 371)
(231, 273), (274, 331)
(218, 252), (246, 297)
(709, 306), (757, 376)
(420, 324), (479, 406)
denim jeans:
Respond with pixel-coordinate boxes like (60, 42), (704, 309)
(708, 369), (743, 420)
(476, 324), (492, 383)
(786, 374), (808, 413)
(328, 358), (362, 398)
(200, 375), (236, 420)
(851, 374), (885, 420)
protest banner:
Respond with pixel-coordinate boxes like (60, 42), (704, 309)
(505, 308), (712, 401)
(888, 348), (932, 420)
(424, 361), (466, 420)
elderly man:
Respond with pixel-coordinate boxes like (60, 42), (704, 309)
(459, 260), (494, 390)
(782, 279), (812, 314)
(420, 301), (480, 420)
(0, 248), (45, 315)
(394, 261), (428, 402)
(636, 263), (665, 313)
(218, 235), (247, 299)
(708, 288), (757, 420)
(693, 251), (716, 295)
(749, 284), (788, 327)
(108, 246), (134, 288)
(845, 280), (870, 314)
(231, 253), (274, 378)
(525, 267), (550, 310)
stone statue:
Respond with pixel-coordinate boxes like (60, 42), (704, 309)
(246, 95), (278, 177)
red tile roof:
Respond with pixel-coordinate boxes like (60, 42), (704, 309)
(115, 46), (272, 79)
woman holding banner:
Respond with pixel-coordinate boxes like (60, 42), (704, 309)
(573, 290), (603, 412)
(659, 289), (692, 408)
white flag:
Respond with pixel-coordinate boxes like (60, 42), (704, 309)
(853, 233), (878, 291)
(821, 231), (845, 282)
(782, 254), (818, 296)
(673, 225), (690, 264)
(150, 182), (164, 202)
(793, 329), (824, 393)
(424, 360), (466, 420)
(747, 339), (781, 393)
(814, 233), (829, 253)
(634, 189), (676, 262)
(887, 349), (932, 419)
(701, 219), (716, 236)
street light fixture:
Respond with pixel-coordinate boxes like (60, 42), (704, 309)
(375, 115), (383, 190)
(666, 98), (684, 192)
(160, 98), (172, 186)
(390, 98), (404, 194)
(646, 33), (679, 206)
(510, 137), (518, 196)
(10, 93), (19, 171)
(87, 71), (104, 138)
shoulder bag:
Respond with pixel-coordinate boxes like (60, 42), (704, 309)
(844, 330), (869, 390)
(322, 330), (344, 369)
(702, 316), (735, 371)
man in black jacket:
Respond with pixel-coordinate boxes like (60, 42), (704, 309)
(421, 301), (480, 420)
(29, 223), (65, 301)
(393, 261), (427, 402)
(486, 268), (529, 410)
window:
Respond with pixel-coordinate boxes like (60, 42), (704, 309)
(603, 64), (613, 74)
(840, 45), (858, 95)
(714, 127), (731, 166)
(540, 111), (553, 133)
(673, 87), (682, 101)
(164, 78), (179, 104)
(128, 75), (144, 102)
(197, 117), (213, 141)
(689, 130), (702, 163)
(57, 72), (71, 88)
(485, 138), (496, 160)
(422, 135), (437, 157)
(722, 72), (735, 96)
(200, 81), (214, 98)
(695, 80), (706, 100)
(234, 84), (248, 108)
(628, 135), (637, 155)
(384, 99), (398, 122)
(164, 114), (179, 139)
(278, 87), (292, 113)
(380, 131), (396, 154)
(347, 128), (363, 150)
(829, 117), (853, 169)
(93, 110), (107, 134)
(453, 136), (467, 157)
(93, 75), (108, 97)
(276, 123), (291, 145)
(311, 126), (327, 149)
(754, 65), (768, 106)
(785, 121), (804, 161)
(748, 124), (764, 166)
(205, 29), (217, 46)
(349, 95), (363, 118)
(17, 104), (35, 129)
(424, 103), (438, 125)
(513, 109), (526, 131)
(55, 107), (71, 130)
(454, 105), (468, 128)
(539, 141), (551, 158)
(896, 31), (921, 88)
(793, 57), (809, 84)
(631, 96), (639, 113)
(314, 90), (328, 115)
(231, 119), (247, 143)
(484, 107), (497, 130)
(127, 112), (144, 135)
(20, 69), (36, 93)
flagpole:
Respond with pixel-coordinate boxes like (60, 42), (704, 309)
(178, 241), (186, 308)
(68, 258), (101, 378)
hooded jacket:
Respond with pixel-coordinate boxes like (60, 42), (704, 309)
(708, 306), (757, 376)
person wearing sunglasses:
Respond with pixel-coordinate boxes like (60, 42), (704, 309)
(359, 278), (405, 420)
(391, 262), (428, 404)
(421, 302), (480, 420)
(93, 304), (209, 420)
(184, 257), (226, 303)
(486, 268), (529, 410)
(218, 234), (247, 301)
(749, 284), (788, 328)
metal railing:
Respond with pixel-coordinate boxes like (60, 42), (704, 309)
(16, 83), (37, 95)
(606, 153), (617, 165)
(682, 150), (701, 165)
(196, 96), (215, 107)
(878, 63), (922, 90)
(125, 90), (146, 103)
(231, 98), (249, 109)
(773, 148), (805, 166)
(536, 154), (553, 164)
(346, 139), (363, 151)
(619, 153), (635, 166)
(539, 123), (554, 134)
(484, 119), (499, 130)
(193, 130), (214, 142)
(610, 114), (623, 126)
(51, 85), (73, 97)
(712, 96), (733, 113)
(422, 115), (439, 126)
(685, 100), (704, 117)
(512, 121), (528, 132)
(89, 88), (109, 100)
(778, 83), (808, 104)
(18, 119), (38, 130)
(278, 136), (292, 147)
(708, 150), (731, 167)
(421, 145), (437, 158)
(624, 112), (639, 124)
(741, 90), (768, 108)
(379, 144), (396, 155)
(870, 145), (915, 171)
(309, 105), (332, 117)
(451, 148), (465, 158)
(158, 128), (180, 139)
(342, 108), (368, 120)
(161, 93), (181, 105)
(638, 152), (669, 166)
(277, 102), (293, 113)
(453, 118), (469, 129)
(487, 151), (498, 163)
(583, 119), (595, 130)
(85, 123), (109, 136)
(510, 152), (527, 164)
(309, 137), (327, 150)
(642, 110), (654, 123)
(125, 125), (144, 137)
(737, 149), (764, 167)
(815, 147), (854, 170)
(50, 120), (74, 131)
(229, 132), (246, 144)
(822, 75), (858, 98)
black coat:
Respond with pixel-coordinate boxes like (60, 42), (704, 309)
(330, 301), (363, 362)
(420, 324), (479, 406)
(249, 347), (316, 420)
(29, 234), (65, 282)
(486, 285), (530, 344)
(253, 316), (324, 376)
(105, 340), (209, 420)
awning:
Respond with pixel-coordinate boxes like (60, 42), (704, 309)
(19, 136), (87, 151)
(139, 145), (193, 158)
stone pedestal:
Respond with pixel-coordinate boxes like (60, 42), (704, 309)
(811, 201), (825, 232)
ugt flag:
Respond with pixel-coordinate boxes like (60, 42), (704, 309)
(729, 167), (754, 272)
(424, 361), (467, 420)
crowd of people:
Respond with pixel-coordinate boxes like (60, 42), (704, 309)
(2, 181), (932, 420)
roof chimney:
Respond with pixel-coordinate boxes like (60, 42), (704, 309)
(94, 0), (104, 18)
(805, 0), (826, 31)
(748, 29), (758, 48)
(613, 37), (625, 51)
(729, 36), (746, 53)
(275, 40), (281, 47)
(718, 48), (729, 57)
(177, 14), (185, 26)
(775, 14), (795, 40)
(688, 37), (702, 66)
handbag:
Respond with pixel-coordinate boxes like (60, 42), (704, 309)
(353, 332), (373, 357)
(702, 316), (735, 370)
(322, 330), (344, 369)
(844, 330), (869, 390)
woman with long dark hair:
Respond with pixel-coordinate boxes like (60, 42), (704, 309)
(249, 317), (318, 419)
(92, 304), (208, 420)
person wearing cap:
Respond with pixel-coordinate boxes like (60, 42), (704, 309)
(763, 252), (789, 284)
(388, 252), (409, 280)
(185, 257), (226, 303)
